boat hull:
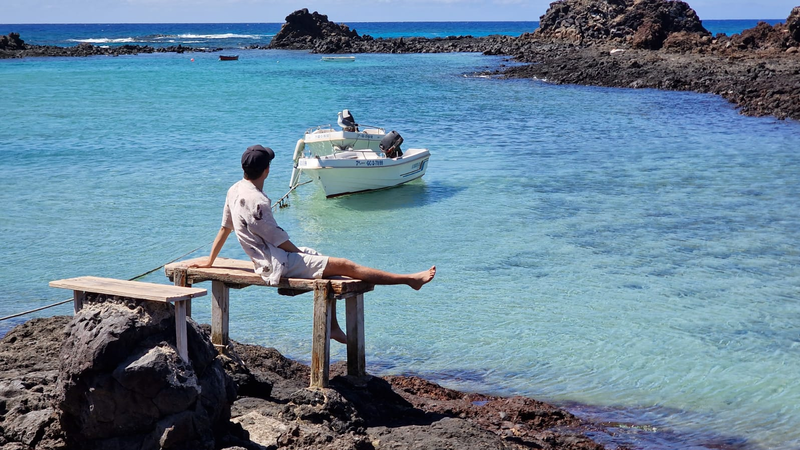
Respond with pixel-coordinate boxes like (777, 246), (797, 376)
(298, 148), (430, 197)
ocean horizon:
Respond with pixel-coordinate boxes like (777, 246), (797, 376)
(0, 19), (786, 49)
(2, 20), (799, 450)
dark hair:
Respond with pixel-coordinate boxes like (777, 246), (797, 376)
(243, 161), (270, 180)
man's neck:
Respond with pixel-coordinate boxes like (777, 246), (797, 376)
(247, 177), (265, 192)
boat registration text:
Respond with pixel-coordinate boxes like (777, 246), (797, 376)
(355, 160), (384, 166)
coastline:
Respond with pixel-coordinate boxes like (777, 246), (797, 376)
(1, 5), (791, 448)
(0, 315), (611, 450)
(3, 4), (799, 122)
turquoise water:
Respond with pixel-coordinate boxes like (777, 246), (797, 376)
(2, 23), (800, 450)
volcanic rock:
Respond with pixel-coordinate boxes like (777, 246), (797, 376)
(54, 296), (237, 450)
(268, 8), (362, 50)
(789, 7), (800, 42)
(534, 0), (708, 48)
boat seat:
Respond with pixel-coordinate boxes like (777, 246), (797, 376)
(328, 151), (360, 159)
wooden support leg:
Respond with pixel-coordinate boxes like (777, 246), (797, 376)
(345, 293), (366, 377)
(175, 300), (189, 363)
(73, 290), (86, 314)
(211, 280), (230, 351)
(311, 280), (332, 388)
(172, 269), (192, 317)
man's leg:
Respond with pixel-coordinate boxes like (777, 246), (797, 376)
(322, 257), (436, 290)
(330, 300), (346, 344)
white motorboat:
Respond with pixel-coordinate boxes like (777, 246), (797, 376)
(289, 112), (430, 197)
(295, 148), (430, 198)
(302, 110), (386, 156)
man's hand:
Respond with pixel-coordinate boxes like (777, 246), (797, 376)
(187, 257), (214, 269)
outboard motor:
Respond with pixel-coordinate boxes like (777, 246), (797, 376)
(338, 109), (358, 132)
(380, 130), (403, 158)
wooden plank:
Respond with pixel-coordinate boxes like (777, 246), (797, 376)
(310, 280), (332, 388)
(165, 257), (374, 296)
(51, 276), (206, 303)
(175, 300), (188, 362)
(211, 280), (229, 349)
(173, 269), (192, 317)
(73, 290), (86, 314)
(345, 293), (366, 377)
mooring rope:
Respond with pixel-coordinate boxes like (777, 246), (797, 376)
(2, 180), (312, 323)
(0, 242), (210, 323)
(272, 179), (313, 210)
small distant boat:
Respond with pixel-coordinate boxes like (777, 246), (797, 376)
(321, 56), (355, 62)
(289, 110), (430, 198)
(219, 55), (239, 61)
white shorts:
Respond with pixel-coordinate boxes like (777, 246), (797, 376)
(283, 251), (329, 279)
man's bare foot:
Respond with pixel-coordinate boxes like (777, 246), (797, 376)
(330, 326), (347, 344)
(408, 266), (436, 290)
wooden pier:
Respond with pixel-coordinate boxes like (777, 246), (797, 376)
(164, 257), (374, 388)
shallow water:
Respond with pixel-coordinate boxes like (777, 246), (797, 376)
(1, 23), (800, 450)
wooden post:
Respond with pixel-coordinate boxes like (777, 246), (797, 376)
(175, 300), (189, 362)
(345, 293), (366, 377)
(211, 280), (229, 350)
(172, 269), (192, 317)
(73, 290), (85, 313)
(311, 280), (332, 388)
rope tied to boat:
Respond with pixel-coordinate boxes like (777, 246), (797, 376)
(0, 242), (209, 323)
(3, 181), (312, 323)
(272, 179), (312, 210)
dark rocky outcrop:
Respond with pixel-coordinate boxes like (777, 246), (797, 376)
(55, 296), (237, 450)
(789, 6), (800, 42)
(0, 32), (25, 50)
(1, 311), (611, 450)
(533, 0), (708, 48)
(0, 33), (220, 59)
(268, 8), (361, 50)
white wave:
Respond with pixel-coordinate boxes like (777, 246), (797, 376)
(168, 33), (264, 40)
(68, 37), (136, 44)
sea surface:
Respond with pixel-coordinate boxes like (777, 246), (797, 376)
(1, 21), (799, 450)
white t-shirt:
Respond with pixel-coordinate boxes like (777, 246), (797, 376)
(222, 179), (291, 285)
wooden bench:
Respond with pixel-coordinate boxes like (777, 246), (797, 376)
(164, 257), (375, 389)
(49, 276), (208, 363)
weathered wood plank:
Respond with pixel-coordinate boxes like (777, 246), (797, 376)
(50, 276), (207, 303)
(175, 300), (188, 362)
(310, 280), (332, 388)
(345, 293), (366, 377)
(211, 280), (230, 349)
(73, 290), (85, 314)
(172, 269), (192, 317)
(165, 257), (374, 296)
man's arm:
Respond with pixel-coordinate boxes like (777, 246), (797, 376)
(278, 240), (301, 253)
(189, 226), (232, 268)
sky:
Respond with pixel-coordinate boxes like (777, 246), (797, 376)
(1, 0), (797, 24)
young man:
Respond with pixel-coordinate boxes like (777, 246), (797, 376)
(190, 144), (436, 343)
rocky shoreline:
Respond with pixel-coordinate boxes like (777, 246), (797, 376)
(264, 4), (800, 121)
(0, 307), (613, 450)
(3, 2), (799, 121)
(0, 32), (220, 58)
